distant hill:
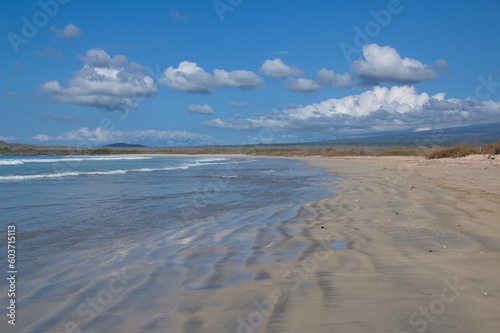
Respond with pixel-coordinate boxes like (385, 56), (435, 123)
(0, 140), (74, 151)
(1, 122), (498, 154)
(310, 122), (500, 147)
(103, 143), (147, 148)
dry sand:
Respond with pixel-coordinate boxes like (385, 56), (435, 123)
(289, 155), (500, 332)
(169, 155), (500, 332)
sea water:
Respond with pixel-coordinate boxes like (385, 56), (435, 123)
(0, 155), (337, 332)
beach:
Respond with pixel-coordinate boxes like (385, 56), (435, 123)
(281, 155), (500, 332)
(167, 155), (500, 332)
(1, 155), (499, 332)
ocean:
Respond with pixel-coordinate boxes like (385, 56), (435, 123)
(0, 155), (337, 332)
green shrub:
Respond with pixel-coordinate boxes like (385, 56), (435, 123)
(426, 146), (481, 159)
(89, 148), (113, 155)
(378, 148), (422, 156)
(482, 142), (500, 154)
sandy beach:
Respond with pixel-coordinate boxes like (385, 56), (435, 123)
(3, 154), (499, 333)
(167, 155), (500, 332)
(269, 155), (500, 332)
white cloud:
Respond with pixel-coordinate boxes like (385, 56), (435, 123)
(259, 58), (303, 78)
(352, 44), (440, 85)
(0, 136), (17, 141)
(317, 68), (351, 88)
(204, 86), (500, 135)
(40, 49), (157, 111)
(169, 8), (191, 21)
(32, 134), (51, 142)
(187, 104), (214, 114)
(35, 46), (64, 58)
(51, 24), (82, 39)
(286, 78), (322, 93)
(32, 127), (219, 146)
(228, 101), (250, 108)
(40, 111), (84, 123)
(413, 127), (432, 132)
(239, 135), (274, 144)
(5, 91), (18, 97)
(159, 61), (263, 93)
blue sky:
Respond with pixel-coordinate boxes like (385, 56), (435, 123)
(1, 0), (500, 147)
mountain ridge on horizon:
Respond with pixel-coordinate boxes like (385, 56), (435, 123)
(1, 122), (499, 150)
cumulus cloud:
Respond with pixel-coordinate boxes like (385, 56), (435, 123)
(352, 44), (440, 85)
(32, 127), (219, 146)
(40, 49), (157, 111)
(169, 8), (191, 20)
(317, 68), (352, 88)
(40, 111), (84, 123)
(51, 24), (82, 39)
(286, 78), (322, 93)
(204, 86), (500, 135)
(259, 58), (303, 78)
(187, 104), (214, 114)
(31, 134), (52, 142)
(159, 61), (263, 93)
(35, 46), (64, 58)
(228, 101), (250, 108)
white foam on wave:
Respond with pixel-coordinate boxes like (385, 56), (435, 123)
(0, 156), (231, 166)
(0, 156), (153, 165)
(0, 170), (128, 181)
(0, 160), (24, 165)
(0, 157), (243, 181)
(195, 157), (230, 162)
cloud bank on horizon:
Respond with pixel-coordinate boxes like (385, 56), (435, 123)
(33, 127), (219, 147)
(204, 86), (500, 135)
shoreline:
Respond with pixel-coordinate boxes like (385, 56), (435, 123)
(2, 155), (499, 332)
(164, 155), (500, 332)
(140, 154), (500, 332)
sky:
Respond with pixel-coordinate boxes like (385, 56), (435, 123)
(1, 0), (500, 147)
